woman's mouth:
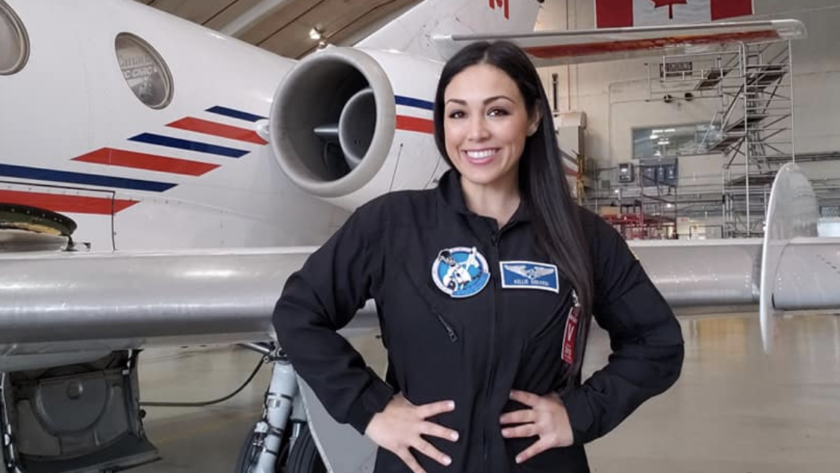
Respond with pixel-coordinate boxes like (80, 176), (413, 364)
(463, 148), (500, 165)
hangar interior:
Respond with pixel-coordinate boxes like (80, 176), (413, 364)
(534, 0), (840, 241)
(123, 1), (839, 472)
(0, 0), (838, 472)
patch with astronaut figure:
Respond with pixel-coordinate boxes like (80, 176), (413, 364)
(431, 247), (491, 298)
(500, 261), (560, 293)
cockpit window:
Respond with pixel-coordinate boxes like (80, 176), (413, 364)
(115, 33), (173, 109)
(0, 0), (29, 75)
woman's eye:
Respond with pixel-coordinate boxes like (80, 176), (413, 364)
(448, 110), (465, 119)
(488, 108), (509, 117)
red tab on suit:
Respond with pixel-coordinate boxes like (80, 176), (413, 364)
(562, 304), (580, 364)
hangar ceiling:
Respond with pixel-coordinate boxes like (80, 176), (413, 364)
(137, 0), (423, 59)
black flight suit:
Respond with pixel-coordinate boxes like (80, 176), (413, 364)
(273, 169), (684, 473)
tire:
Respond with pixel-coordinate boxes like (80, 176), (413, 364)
(285, 424), (326, 473)
(235, 423), (291, 473)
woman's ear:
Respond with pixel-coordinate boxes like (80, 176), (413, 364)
(527, 109), (542, 137)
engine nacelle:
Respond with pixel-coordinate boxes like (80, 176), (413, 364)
(269, 47), (445, 211)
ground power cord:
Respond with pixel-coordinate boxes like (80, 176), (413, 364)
(139, 355), (265, 408)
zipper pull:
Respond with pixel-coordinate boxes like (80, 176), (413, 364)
(435, 313), (459, 342)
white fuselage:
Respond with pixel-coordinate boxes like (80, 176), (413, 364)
(1, 0), (347, 252)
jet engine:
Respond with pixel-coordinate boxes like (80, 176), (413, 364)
(269, 47), (444, 210)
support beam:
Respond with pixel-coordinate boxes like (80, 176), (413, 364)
(220, 0), (294, 38)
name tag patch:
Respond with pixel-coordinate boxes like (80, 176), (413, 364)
(500, 261), (559, 293)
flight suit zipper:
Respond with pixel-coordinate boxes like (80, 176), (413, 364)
(403, 265), (459, 342)
(483, 229), (505, 473)
(435, 311), (458, 342)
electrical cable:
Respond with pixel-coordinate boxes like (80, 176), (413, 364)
(140, 355), (265, 408)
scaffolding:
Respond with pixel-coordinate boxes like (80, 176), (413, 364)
(646, 40), (795, 238)
(709, 41), (794, 237)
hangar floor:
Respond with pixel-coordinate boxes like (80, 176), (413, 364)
(134, 311), (840, 473)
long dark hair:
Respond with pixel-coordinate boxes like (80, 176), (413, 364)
(432, 41), (594, 390)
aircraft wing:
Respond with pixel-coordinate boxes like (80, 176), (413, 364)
(2, 236), (838, 362)
(0, 237), (771, 371)
(0, 246), (383, 371)
(432, 19), (806, 66)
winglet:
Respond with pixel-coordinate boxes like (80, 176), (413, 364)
(759, 163), (819, 355)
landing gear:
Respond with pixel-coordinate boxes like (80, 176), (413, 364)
(234, 343), (326, 473)
(235, 423), (291, 473)
(236, 421), (325, 473)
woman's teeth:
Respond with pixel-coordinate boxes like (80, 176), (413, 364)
(466, 149), (497, 159)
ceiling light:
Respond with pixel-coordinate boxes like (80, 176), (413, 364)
(309, 28), (322, 40)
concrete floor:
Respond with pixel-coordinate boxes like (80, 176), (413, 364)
(134, 311), (840, 472)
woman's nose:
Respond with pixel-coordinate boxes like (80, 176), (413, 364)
(467, 117), (490, 141)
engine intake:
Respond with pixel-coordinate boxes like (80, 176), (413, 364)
(269, 47), (396, 199)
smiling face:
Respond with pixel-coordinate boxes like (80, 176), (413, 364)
(442, 63), (540, 191)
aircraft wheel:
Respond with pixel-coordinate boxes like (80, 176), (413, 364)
(286, 424), (326, 473)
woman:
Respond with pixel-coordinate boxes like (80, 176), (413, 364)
(273, 41), (684, 473)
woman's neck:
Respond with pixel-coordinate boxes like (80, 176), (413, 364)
(460, 173), (521, 228)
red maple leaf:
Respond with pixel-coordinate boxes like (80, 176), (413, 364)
(650, 0), (688, 20)
(489, 0), (509, 19)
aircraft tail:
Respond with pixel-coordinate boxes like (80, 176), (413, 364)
(356, 0), (542, 61)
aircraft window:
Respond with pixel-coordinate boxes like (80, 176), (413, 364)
(0, 1), (29, 75)
(115, 33), (173, 109)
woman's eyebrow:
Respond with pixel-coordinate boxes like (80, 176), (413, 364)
(445, 95), (515, 106)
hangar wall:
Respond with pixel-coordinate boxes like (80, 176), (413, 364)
(537, 0), (840, 181)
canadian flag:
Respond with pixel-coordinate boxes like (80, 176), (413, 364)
(596, 0), (754, 28)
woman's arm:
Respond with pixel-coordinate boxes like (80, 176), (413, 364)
(272, 203), (393, 435)
(561, 212), (685, 444)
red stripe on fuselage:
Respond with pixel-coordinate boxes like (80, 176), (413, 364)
(73, 148), (219, 176)
(0, 190), (137, 215)
(396, 115), (434, 134)
(167, 117), (267, 145)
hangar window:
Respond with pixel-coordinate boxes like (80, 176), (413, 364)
(115, 33), (173, 109)
(0, 0), (29, 75)
(632, 123), (721, 159)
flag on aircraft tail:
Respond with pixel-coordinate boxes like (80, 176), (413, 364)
(596, 0), (754, 28)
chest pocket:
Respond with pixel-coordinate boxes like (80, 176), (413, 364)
(512, 287), (577, 392)
(524, 287), (574, 342)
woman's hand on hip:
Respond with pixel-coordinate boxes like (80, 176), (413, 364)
(365, 393), (459, 473)
(499, 390), (574, 464)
